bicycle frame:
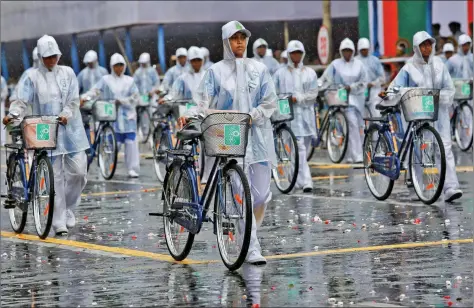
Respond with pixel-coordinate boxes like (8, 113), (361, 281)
(312, 105), (346, 147)
(87, 121), (109, 166)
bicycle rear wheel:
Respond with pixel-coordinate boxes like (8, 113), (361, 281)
(152, 127), (171, 183)
(163, 163), (195, 261)
(215, 162), (252, 271)
(33, 153), (55, 239)
(272, 125), (299, 194)
(409, 124), (446, 204)
(454, 102), (473, 151)
(327, 110), (349, 163)
(138, 108), (152, 144)
(98, 124), (118, 180)
(363, 125), (394, 200)
(7, 153), (27, 234)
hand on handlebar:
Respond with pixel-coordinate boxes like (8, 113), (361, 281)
(378, 91), (387, 98)
(2, 116), (12, 126)
(178, 116), (188, 129)
(344, 86), (351, 93)
(158, 98), (166, 105)
(291, 96), (297, 103)
(59, 116), (68, 125)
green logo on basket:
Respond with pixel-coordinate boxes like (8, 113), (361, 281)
(462, 83), (471, 96)
(224, 124), (241, 146)
(364, 89), (369, 98)
(104, 103), (114, 116)
(338, 88), (347, 102)
(186, 102), (196, 110)
(421, 96), (434, 112)
(141, 95), (150, 103)
(278, 99), (291, 115)
(36, 124), (50, 141)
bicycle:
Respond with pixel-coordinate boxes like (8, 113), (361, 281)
(3, 114), (60, 239)
(81, 99), (118, 180)
(305, 87), (349, 163)
(137, 94), (152, 144)
(451, 79), (473, 151)
(150, 112), (252, 271)
(363, 88), (446, 205)
(270, 94), (299, 194)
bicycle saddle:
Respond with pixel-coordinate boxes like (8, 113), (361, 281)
(177, 124), (201, 141)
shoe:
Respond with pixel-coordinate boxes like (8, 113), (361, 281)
(245, 250), (267, 265)
(55, 227), (68, 236)
(445, 188), (463, 203)
(66, 209), (76, 229)
(303, 187), (313, 193)
(128, 170), (139, 178)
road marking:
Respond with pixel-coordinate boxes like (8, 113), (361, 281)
(87, 178), (159, 187)
(82, 187), (159, 197)
(0, 231), (209, 265)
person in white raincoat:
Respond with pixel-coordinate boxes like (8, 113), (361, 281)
(355, 38), (385, 118)
(81, 53), (141, 178)
(273, 40), (318, 192)
(182, 21), (278, 265)
(159, 48), (188, 93)
(200, 47), (214, 70)
(133, 52), (161, 102)
(279, 50), (288, 69)
(388, 31), (462, 202)
(1, 76), (8, 145)
(252, 38), (280, 75)
(320, 38), (368, 163)
(439, 43), (455, 64)
(446, 34), (473, 79)
(4, 35), (89, 236)
(10, 47), (40, 103)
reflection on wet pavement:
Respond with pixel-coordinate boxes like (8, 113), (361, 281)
(1, 145), (473, 307)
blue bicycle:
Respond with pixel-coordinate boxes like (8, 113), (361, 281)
(3, 115), (60, 239)
(363, 88), (446, 205)
(150, 112), (252, 271)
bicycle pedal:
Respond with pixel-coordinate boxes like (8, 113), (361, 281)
(222, 222), (235, 235)
(405, 179), (414, 188)
(3, 198), (16, 209)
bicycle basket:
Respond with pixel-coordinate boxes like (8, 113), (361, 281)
(93, 101), (117, 122)
(201, 112), (251, 157)
(176, 100), (197, 119)
(325, 88), (349, 107)
(21, 116), (59, 150)
(138, 94), (151, 107)
(453, 79), (473, 100)
(400, 88), (440, 122)
(270, 96), (294, 123)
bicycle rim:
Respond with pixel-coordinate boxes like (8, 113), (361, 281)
(153, 132), (170, 183)
(455, 104), (473, 151)
(98, 126), (117, 180)
(363, 126), (394, 200)
(410, 125), (446, 204)
(33, 155), (55, 239)
(163, 164), (195, 261)
(8, 156), (27, 233)
(272, 126), (299, 193)
(327, 111), (348, 163)
(215, 163), (252, 271)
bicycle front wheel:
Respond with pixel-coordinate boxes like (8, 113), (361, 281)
(163, 162), (195, 261)
(215, 162), (252, 271)
(152, 127), (171, 183)
(363, 125), (394, 200)
(98, 124), (118, 180)
(33, 154), (55, 239)
(138, 109), (152, 144)
(272, 125), (299, 194)
(7, 152), (27, 234)
(409, 124), (446, 205)
(327, 110), (349, 163)
(454, 102), (473, 151)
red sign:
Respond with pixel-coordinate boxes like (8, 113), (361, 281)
(317, 26), (330, 65)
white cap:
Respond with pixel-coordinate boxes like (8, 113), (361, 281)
(176, 48), (188, 58)
(339, 38), (355, 51)
(287, 40), (305, 54)
(458, 34), (472, 46)
(188, 46), (203, 60)
(138, 52), (151, 64)
(222, 20), (251, 40)
(37, 35), (62, 58)
(83, 50), (98, 64)
(357, 38), (370, 51)
(443, 43), (455, 52)
(110, 53), (126, 66)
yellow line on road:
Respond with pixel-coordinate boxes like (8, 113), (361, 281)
(81, 187), (160, 197)
(0, 231), (209, 265)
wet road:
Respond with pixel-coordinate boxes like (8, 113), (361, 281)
(1, 144), (473, 307)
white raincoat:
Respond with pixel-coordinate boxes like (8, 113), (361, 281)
(10, 35), (88, 232)
(355, 38), (386, 117)
(389, 31), (459, 192)
(252, 38), (280, 75)
(320, 38), (368, 162)
(200, 47), (214, 70)
(159, 48), (188, 93)
(133, 52), (161, 98)
(272, 40), (318, 189)
(278, 50), (288, 70)
(446, 34), (473, 79)
(439, 43), (455, 64)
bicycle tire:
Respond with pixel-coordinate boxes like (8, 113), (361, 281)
(364, 105), (372, 127)
(409, 124), (446, 205)
(98, 124), (118, 180)
(33, 153), (55, 239)
(454, 102), (473, 151)
(306, 141), (315, 161)
(163, 162), (196, 261)
(327, 110), (349, 163)
(7, 152), (27, 234)
(272, 125), (299, 194)
(363, 124), (395, 200)
(152, 126), (170, 183)
(138, 108), (152, 144)
(215, 162), (252, 271)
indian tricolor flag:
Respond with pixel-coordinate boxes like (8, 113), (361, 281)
(358, 0), (473, 57)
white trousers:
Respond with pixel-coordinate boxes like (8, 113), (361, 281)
(345, 108), (364, 162)
(435, 106), (459, 191)
(118, 138), (140, 174)
(52, 152), (88, 230)
(295, 136), (313, 189)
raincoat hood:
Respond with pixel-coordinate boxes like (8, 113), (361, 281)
(188, 46), (203, 61)
(252, 38), (268, 59)
(83, 50), (98, 64)
(176, 48), (188, 58)
(357, 38), (370, 51)
(412, 31), (436, 64)
(286, 40), (305, 68)
(200, 47), (210, 58)
(32, 47), (39, 68)
(339, 38), (355, 62)
(36, 35), (62, 69)
(221, 20), (251, 60)
(110, 53), (127, 77)
(281, 50), (287, 59)
(457, 34), (472, 55)
(443, 43), (454, 53)
(138, 52), (151, 64)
